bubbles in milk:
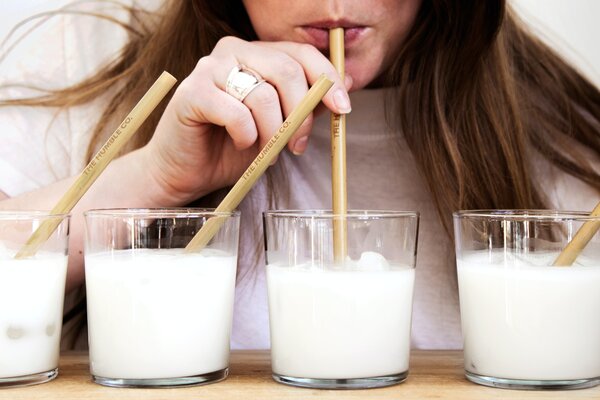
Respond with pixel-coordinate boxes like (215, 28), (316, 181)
(0, 251), (68, 378)
(356, 251), (390, 270)
(321, 251), (392, 271)
(6, 326), (24, 340)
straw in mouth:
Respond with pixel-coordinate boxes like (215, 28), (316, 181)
(329, 27), (348, 263)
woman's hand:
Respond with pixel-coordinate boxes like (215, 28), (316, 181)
(140, 36), (351, 206)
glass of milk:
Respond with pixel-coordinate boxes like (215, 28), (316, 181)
(84, 208), (239, 388)
(454, 210), (600, 390)
(0, 211), (70, 388)
(264, 210), (419, 389)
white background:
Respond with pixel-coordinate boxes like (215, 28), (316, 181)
(0, 0), (598, 85)
(513, 0), (600, 86)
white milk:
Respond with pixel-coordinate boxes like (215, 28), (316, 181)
(0, 252), (67, 378)
(458, 251), (600, 381)
(267, 252), (415, 379)
(85, 249), (236, 379)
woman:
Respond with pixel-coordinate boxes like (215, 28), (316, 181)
(0, 0), (598, 349)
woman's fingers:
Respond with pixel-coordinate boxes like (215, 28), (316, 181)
(242, 82), (284, 150)
(210, 37), (350, 154)
(177, 36), (351, 162)
(210, 38), (308, 151)
(249, 41), (352, 154)
(256, 40), (352, 114)
(174, 73), (258, 150)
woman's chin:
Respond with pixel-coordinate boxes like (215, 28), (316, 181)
(345, 68), (380, 91)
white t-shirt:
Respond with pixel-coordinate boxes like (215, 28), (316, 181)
(1, 2), (598, 350)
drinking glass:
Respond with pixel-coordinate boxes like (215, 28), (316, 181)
(0, 211), (70, 387)
(454, 210), (600, 390)
(84, 208), (240, 388)
(264, 210), (419, 389)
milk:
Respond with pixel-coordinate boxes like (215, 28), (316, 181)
(85, 249), (236, 379)
(267, 252), (415, 379)
(458, 251), (600, 381)
(0, 253), (67, 378)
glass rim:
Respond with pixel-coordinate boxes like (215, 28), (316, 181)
(453, 209), (599, 221)
(0, 210), (70, 220)
(84, 208), (240, 218)
(263, 209), (419, 219)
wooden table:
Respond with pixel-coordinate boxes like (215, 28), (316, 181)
(1, 351), (599, 399)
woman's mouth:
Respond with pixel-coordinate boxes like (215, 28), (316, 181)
(299, 21), (367, 50)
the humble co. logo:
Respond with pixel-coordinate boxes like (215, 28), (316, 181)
(332, 114), (342, 138)
(242, 120), (292, 181)
(83, 117), (133, 176)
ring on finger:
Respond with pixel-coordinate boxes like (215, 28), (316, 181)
(225, 64), (265, 102)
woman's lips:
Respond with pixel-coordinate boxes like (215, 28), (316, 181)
(299, 26), (367, 50)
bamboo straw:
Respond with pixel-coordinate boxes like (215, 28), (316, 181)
(330, 27), (348, 263)
(15, 71), (177, 259)
(553, 202), (600, 266)
(185, 74), (334, 252)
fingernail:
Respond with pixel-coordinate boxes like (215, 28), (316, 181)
(292, 136), (309, 155)
(269, 155), (279, 166)
(344, 75), (353, 90)
(333, 88), (351, 114)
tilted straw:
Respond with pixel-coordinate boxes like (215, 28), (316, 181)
(15, 71), (177, 259)
(185, 74), (334, 252)
(553, 202), (600, 266)
(329, 27), (348, 263)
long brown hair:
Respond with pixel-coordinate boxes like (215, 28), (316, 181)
(387, 1), (600, 229)
(2, 0), (599, 230)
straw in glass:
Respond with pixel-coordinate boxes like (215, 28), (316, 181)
(15, 71), (177, 259)
(553, 202), (600, 266)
